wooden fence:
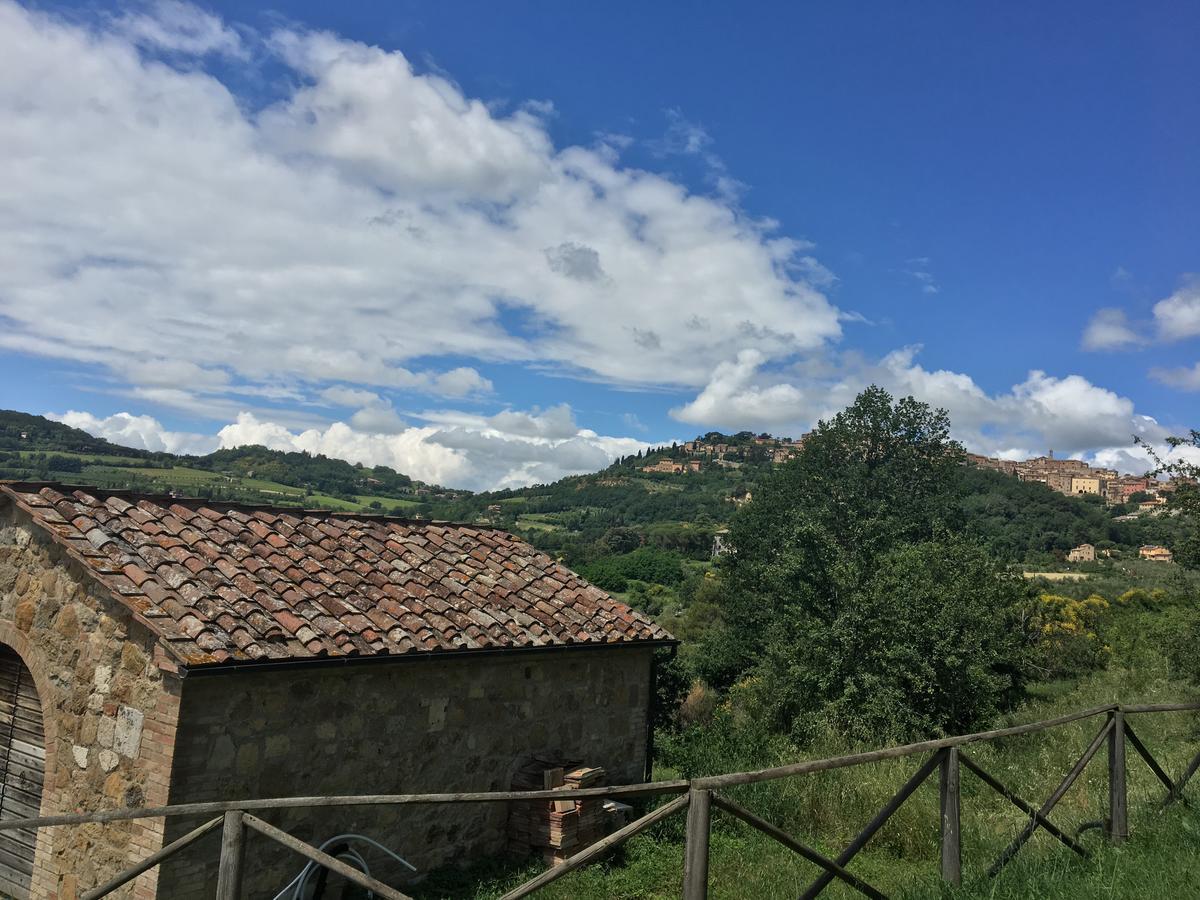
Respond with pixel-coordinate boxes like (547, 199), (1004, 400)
(1, 700), (1197, 899)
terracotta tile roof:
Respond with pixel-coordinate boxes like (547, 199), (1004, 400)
(1, 484), (673, 670)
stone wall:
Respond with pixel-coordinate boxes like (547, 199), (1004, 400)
(160, 646), (654, 896)
(0, 502), (181, 900)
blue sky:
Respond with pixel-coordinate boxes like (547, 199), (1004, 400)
(1, 1), (1197, 489)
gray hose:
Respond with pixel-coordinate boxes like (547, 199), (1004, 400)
(271, 833), (416, 900)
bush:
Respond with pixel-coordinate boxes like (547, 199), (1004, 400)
(1030, 593), (1111, 677)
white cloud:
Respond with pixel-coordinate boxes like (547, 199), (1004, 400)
(51, 411), (216, 455)
(671, 350), (810, 428)
(54, 404), (651, 492)
(1153, 278), (1200, 342)
(113, 1), (245, 58)
(904, 258), (939, 295)
(0, 1), (841, 412)
(671, 346), (1170, 469)
(1081, 308), (1146, 351)
(1150, 362), (1200, 392)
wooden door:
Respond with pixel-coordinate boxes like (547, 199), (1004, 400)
(0, 646), (44, 900)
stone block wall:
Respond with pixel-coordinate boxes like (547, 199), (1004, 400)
(0, 503), (181, 900)
(159, 646), (654, 897)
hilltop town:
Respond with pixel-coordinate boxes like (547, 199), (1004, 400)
(964, 450), (1188, 508)
(638, 432), (807, 474)
(637, 431), (1188, 514)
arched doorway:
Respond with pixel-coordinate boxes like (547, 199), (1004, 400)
(0, 645), (44, 899)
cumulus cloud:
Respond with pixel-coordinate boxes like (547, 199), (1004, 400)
(55, 405), (651, 492)
(52, 411), (216, 455)
(671, 346), (1170, 469)
(1081, 308), (1146, 351)
(1153, 278), (1200, 342)
(0, 0), (840, 412)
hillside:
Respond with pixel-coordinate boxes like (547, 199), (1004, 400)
(0, 410), (1180, 577)
(0, 409), (463, 514)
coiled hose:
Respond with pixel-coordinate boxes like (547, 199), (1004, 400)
(271, 833), (416, 900)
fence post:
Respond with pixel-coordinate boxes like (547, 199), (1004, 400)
(682, 788), (710, 900)
(216, 809), (246, 900)
(1107, 710), (1128, 844)
(939, 748), (962, 885)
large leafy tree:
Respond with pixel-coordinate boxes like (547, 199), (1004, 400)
(700, 387), (1028, 742)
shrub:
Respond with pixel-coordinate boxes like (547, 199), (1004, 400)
(1030, 593), (1111, 677)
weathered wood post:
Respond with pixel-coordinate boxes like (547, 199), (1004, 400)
(939, 747), (962, 885)
(215, 809), (246, 900)
(1107, 710), (1128, 843)
(682, 788), (711, 900)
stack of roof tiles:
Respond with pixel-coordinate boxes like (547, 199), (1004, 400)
(507, 758), (611, 864)
(0, 484), (672, 670)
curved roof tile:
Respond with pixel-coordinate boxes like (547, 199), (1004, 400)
(1, 483), (674, 670)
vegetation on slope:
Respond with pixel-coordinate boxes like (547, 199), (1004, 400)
(409, 389), (1200, 900)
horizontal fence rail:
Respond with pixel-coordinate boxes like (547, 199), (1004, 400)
(1, 701), (1196, 899)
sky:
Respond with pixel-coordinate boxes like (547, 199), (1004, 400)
(1, 1), (1198, 491)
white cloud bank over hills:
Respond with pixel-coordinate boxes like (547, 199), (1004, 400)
(671, 347), (1178, 470)
(2, 1), (1187, 488)
(54, 406), (650, 493)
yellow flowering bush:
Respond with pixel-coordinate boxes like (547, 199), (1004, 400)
(1032, 593), (1111, 676)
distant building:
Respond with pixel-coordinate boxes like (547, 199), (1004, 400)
(1139, 545), (1174, 563)
(711, 528), (732, 558)
(1069, 475), (1105, 496)
(1067, 543), (1095, 562)
(641, 459), (686, 474)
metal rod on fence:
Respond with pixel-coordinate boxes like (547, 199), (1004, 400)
(1108, 710), (1128, 844)
(939, 747), (961, 886)
(215, 810), (246, 900)
(682, 788), (711, 900)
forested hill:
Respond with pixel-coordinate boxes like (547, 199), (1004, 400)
(0, 409), (462, 513)
(0, 409), (155, 457)
(0, 410), (1178, 569)
(424, 439), (1181, 570)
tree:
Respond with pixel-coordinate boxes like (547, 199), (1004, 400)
(1139, 430), (1200, 569)
(699, 387), (1028, 742)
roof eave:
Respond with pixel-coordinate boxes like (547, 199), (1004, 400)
(177, 637), (679, 678)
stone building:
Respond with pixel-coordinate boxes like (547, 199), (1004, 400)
(1066, 543), (1095, 562)
(0, 483), (673, 898)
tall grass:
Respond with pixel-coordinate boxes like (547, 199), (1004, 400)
(411, 663), (1199, 899)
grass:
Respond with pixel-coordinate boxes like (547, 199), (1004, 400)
(408, 664), (1200, 899)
